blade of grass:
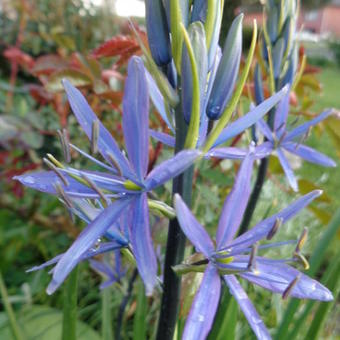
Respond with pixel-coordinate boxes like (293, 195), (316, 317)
(133, 279), (147, 340)
(0, 272), (25, 340)
(208, 287), (238, 340)
(275, 209), (340, 340)
(62, 266), (79, 340)
(102, 286), (113, 340)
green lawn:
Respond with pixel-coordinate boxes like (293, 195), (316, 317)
(312, 65), (340, 112)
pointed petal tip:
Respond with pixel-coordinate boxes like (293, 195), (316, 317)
(46, 280), (58, 295)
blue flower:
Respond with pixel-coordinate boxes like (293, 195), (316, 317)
(15, 56), (200, 295)
(174, 151), (333, 340)
(255, 90), (336, 191)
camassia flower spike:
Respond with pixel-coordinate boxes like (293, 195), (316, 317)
(15, 56), (201, 295)
(255, 90), (336, 191)
(174, 151), (333, 340)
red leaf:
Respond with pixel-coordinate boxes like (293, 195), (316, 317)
(31, 54), (68, 75)
(91, 35), (139, 59)
(3, 47), (34, 68)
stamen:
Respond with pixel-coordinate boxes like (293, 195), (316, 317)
(54, 182), (74, 208)
(294, 252), (310, 270)
(282, 274), (301, 299)
(278, 131), (288, 144)
(43, 158), (69, 186)
(46, 153), (64, 168)
(57, 129), (71, 163)
(267, 217), (283, 240)
(106, 152), (123, 176)
(295, 126), (312, 150)
(295, 227), (308, 253)
(91, 120), (99, 155)
(276, 122), (286, 134)
(81, 173), (109, 206)
(247, 243), (258, 272)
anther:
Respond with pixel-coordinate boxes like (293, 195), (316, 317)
(81, 173), (109, 206)
(247, 243), (258, 271)
(91, 120), (99, 155)
(267, 217), (283, 240)
(295, 227), (308, 253)
(282, 274), (301, 299)
(54, 182), (74, 208)
(43, 158), (69, 186)
(106, 152), (123, 176)
(57, 129), (71, 163)
(295, 127), (312, 150)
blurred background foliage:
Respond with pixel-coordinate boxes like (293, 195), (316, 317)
(0, 0), (339, 339)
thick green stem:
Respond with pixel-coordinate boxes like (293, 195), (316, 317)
(156, 98), (194, 340)
(62, 266), (79, 340)
(0, 272), (25, 340)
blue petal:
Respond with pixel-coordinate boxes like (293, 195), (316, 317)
(175, 194), (214, 257)
(206, 147), (247, 160)
(212, 86), (288, 147)
(191, 0), (206, 23)
(229, 190), (322, 250)
(130, 193), (157, 295)
(272, 38), (284, 79)
(62, 79), (133, 179)
(239, 256), (333, 301)
(216, 152), (255, 249)
(145, 70), (174, 132)
(145, 150), (201, 191)
(46, 197), (132, 294)
(284, 110), (332, 141)
(183, 264), (221, 340)
(14, 171), (95, 196)
(283, 142), (336, 167)
(256, 119), (274, 142)
(274, 87), (290, 138)
(149, 129), (175, 148)
(277, 148), (298, 191)
(28, 241), (122, 273)
(123, 57), (149, 181)
(224, 275), (271, 340)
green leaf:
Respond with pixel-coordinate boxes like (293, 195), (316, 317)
(0, 305), (101, 340)
(208, 288), (237, 340)
(133, 279), (147, 340)
(46, 70), (92, 92)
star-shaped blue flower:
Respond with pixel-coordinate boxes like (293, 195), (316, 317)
(15, 56), (200, 295)
(255, 90), (336, 191)
(174, 151), (333, 340)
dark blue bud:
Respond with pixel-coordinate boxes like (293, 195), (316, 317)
(266, 5), (279, 43)
(272, 38), (284, 79)
(281, 17), (291, 55)
(167, 59), (177, 88)
(191, 0), (207, 23)
(281, 45), (297, 88)
(254, 64), (264, 105)
(206, 13), (243, 120)
(145, 0), (172, 66)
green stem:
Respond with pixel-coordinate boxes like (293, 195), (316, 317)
(156, 93), (194, 340)
(0, 272), (25, 340)
(62, 266), (79, 340)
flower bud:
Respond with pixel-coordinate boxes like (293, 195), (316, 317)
(181, 22), (208, 123)
(206, 13), (243, 120)
(145, 0), (172, 66)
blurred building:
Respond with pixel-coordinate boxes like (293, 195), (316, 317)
(241, 1), (340, 39)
